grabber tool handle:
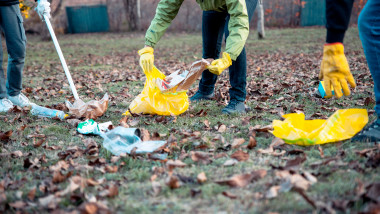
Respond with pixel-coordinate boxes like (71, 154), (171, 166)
(43, 15), (80, 100)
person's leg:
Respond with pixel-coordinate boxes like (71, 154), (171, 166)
(353, 0), (380, 141)
(1, 4), (26, 97)
(222, 0), (257, 113)
(0, 11), (7, 99)
(192, 10), (227, 100)
(0, 7), (16, 111)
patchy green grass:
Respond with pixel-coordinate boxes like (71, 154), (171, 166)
(0, 27), (379, 213)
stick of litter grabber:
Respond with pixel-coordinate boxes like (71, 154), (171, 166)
(43, 15), (80, 100)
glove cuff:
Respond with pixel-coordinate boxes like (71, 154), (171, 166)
(324, 42), (343, 46)
(323, 43), (344, 55)
(138, 47), (154, 56)
(223, 52), (232, 66)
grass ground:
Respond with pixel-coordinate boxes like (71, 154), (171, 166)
(0, 27), (379, 213)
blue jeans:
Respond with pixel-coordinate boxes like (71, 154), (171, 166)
(0, 4), (26, 98)
(198, 0), (258, 102)
(358, 0), (380, 116)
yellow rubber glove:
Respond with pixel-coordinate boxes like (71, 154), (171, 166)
(138, 47), (154, 72)
(319, 43), (356, 98)
(208, 52), (232, 75)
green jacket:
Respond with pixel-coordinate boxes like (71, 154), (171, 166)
(145, 0), (249, 60)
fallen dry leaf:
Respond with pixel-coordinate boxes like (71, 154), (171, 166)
(258, 138), (286, 156)
(247, 136), (257, 149)
(275, 170), (312, 192)
(107, 184), (119, 197)
(203, 120), (210, 129)
(119, 116), (129, 128)
(141, 129), (150, 141)
(284, 155), (307, 170)
(33, 138), (45, 148)
(218, 124), (227, 133)
(231, 138), (245, 149)
(87, 178), (102, 186)
(0, 130), (12, 141)
(191, 151), (212, 164)
(166, 160), (187, 173)
(52, 171), (71, 183)
(27, 187), (36, 201)
(79, 202), (110, 214)
(223, 159), (239, 167)
(11, 150), (23, 158)
(266, 186), (280, 199)
(27, 134), (45, 139)
(152, 181), (162, 196)
(318, 146), (324, 158)
(197, 172), (207, 184)
(80, 202), (98, 214)
(215, 169), (267, 187)
(222, 191), (238, 199)
(105, 165), (118, 173)
(252, 124), (273, 132)
(56, 179), (80, 197)
(230, 150), (250, 162)
(166, 175), (181, 189)
(9, 201), (26, 209)
(129, 119), (140, 127)
(364, 182), (380, 204)
(39, 194), (61, 209)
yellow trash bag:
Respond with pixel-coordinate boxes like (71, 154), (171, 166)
(124, 66), (189, 116)
(272, 109), (368, 146)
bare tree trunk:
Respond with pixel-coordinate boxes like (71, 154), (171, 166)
(123, 0), (139, 31)
(257, 0), (265, 39)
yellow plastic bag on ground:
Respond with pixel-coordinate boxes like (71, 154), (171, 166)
(124, 66), (189, 116)
(272, 109), (368, 146)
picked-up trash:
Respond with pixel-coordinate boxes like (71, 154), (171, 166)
(317, 81), (344, 98)
(101, 126), (167, 156)
(155, 59), (211, 93)
(272, 109), (368, 146)
(77, 119), (113, 135)
(155, 69), (189, 92)
(66, 93), (109, 120)
(125, 59), (210, 116)
(31, 104), (68, 120)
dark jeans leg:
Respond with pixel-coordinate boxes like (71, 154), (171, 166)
(198, 10), (227, 95)
(223, 0), (258, 102)
(0, 27), (5, 99)
(358, 0), (380, 115)
(0, 4), (26, 98)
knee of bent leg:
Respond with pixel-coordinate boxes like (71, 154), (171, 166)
(8, 44), (26, 63)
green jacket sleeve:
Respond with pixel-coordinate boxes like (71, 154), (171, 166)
(145, 0), (184, 48)
(225, 0), (249, 60)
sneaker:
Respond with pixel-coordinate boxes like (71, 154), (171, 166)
(222, 99), (247, 115)
(189, 91), (214, 102)
(8, 93), (33, 107)
(351, 119), (380, 142)
(0, 98), (14, 112)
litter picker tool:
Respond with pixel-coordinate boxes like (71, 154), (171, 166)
(43, 15), (79, 100)
(43, 15), (109, 119)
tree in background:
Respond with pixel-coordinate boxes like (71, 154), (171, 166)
(257, 0), (265, 39)
(123, 0), (141, 31)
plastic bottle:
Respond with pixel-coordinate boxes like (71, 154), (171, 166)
(30, 104), (68, 120)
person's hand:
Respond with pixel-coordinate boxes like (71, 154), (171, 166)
(319, 43), (356, 98)
(138, 46), (154, 72)
(35, 0), (51, 20)
(208, 52), (232, 75)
